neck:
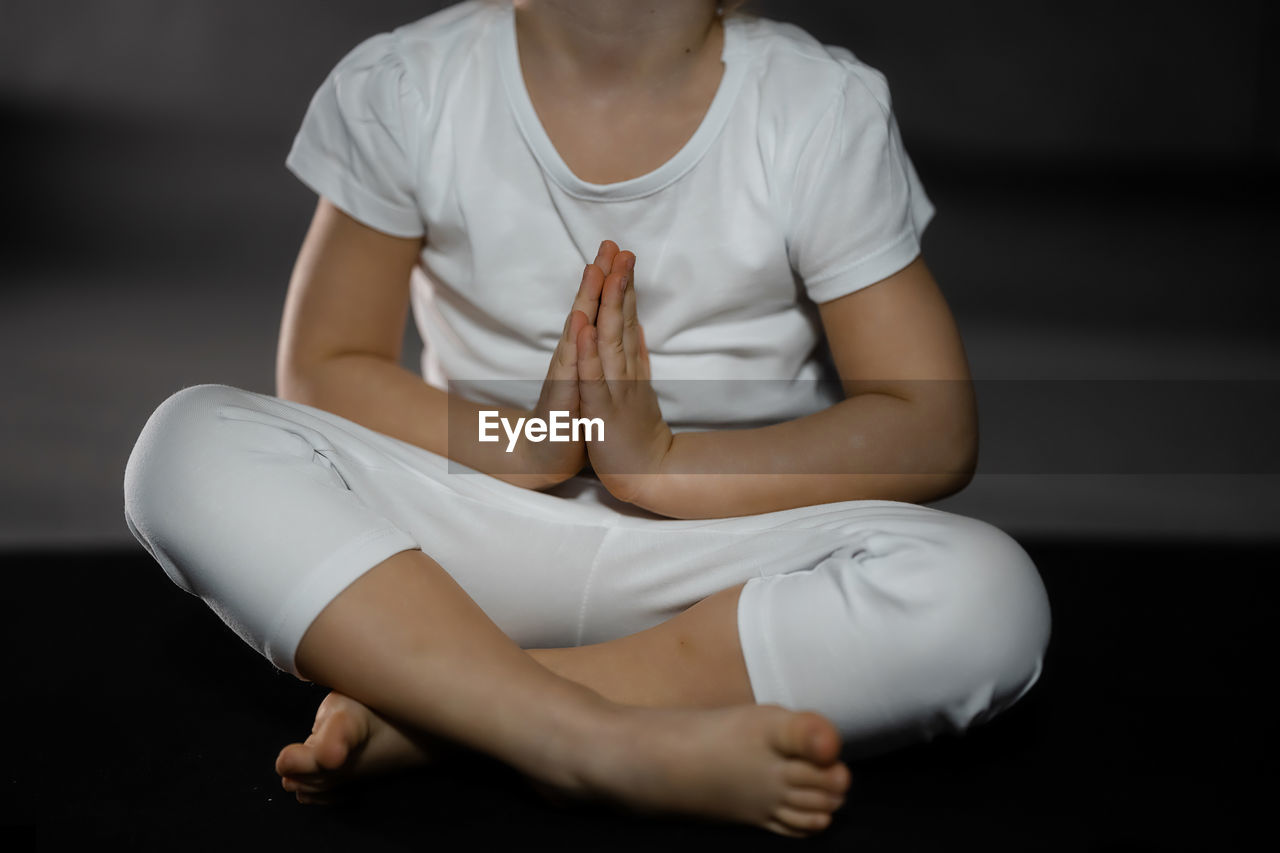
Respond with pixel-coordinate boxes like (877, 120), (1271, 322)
(513, 0), (722, 90)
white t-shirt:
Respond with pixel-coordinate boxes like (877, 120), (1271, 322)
(286, 0), (935, 431)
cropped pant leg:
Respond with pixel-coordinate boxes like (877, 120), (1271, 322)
(125, 382), (1051, 751)
(571, 496), (1052, 748)
(123, 383), (611, 675)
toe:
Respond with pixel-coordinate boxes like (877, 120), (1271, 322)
(800, 712), (843, 764)
(774, 805), (833, 834)
(275, 742), (319, 778)
(783, 787), (845, 813)
(763, 819), (806, 839)
(309, 710), (360, 771)
(771, 710), (842, 765)
(295, 790), (336, 806)
(824, 761), (852, 795)
(782, 758), (852, 795)
(284, 775), (332, 795)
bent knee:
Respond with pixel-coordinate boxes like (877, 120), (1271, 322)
(123, 384), (260, 541)
(919, 517), (1052, 726)
(125, 383), (252, 483)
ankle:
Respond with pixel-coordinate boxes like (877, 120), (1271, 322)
(534, 689), (634, 794)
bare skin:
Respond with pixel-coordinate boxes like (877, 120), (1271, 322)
(275, 0), (856, 838)
(270, 0), (979, 830)
(513, 0), (726, 185)
(276, 582), (759, 793)
(276, 549), (850, 838)
(277, 253), (850, 836)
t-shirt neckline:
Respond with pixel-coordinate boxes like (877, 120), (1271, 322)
(496, 3), (745, 202)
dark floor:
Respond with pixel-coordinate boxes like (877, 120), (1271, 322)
(12, 540), (1268, 850)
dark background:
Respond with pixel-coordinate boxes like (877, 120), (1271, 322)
(4, 1), (1276, 849)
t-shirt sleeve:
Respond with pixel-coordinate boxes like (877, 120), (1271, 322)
(786, 59), (935, 304)
(285, 32), (425, 238)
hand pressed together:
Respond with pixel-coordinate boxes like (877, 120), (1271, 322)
(521, 240), (674, 506)
(518, 240), (609, 483)
(575, 246), (674, 506)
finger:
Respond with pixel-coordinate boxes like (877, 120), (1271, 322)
(593, 240), (619, 277)
(596, 268), (628, 381)
(568, 262), (606, 326)
(636, 323), (651, 382)
(619, 253), (641, 368)
(552, 308), (579, 371)
(575, 241), (618, 326)
(546, 310), (587, 412)
(549, 301), (583, 380)
(576, 324), (611, 412)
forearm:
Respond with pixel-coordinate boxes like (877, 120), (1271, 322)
(278, 353), (570, 490)
(639, 389), (978, 519)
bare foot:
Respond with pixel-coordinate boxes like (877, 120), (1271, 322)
(276, 695), (851, 836)
(557, 703), (851, 838)
(274, 691), (447, 803)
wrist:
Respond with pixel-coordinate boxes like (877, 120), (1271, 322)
(494, 449), (580, 491)
(513, 434), (586, 488)
(610, 431), (681, 514)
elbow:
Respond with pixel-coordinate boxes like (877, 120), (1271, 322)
(274, 360), (308, 404)
(915, 466), (972, 505)
(944, 421), (979, 495)
(869, 382), (977, 503)
(937, 429), (978, 500)
(931, 466), (974, 503)
(911, 405), (978, 503)
(275, 342), (308, 402)
(275, 354), (329, 406)
(275, 336), (351, 403)
(901, 417), (977, 504)
(276, 347), (350, 405)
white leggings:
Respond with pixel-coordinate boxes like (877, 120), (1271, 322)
(123, 384), (1051, 748)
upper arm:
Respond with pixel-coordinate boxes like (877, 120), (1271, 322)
(816, 256), (978, 464)
(275, 198), (423, 390)
(277, 31), (426, 393)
